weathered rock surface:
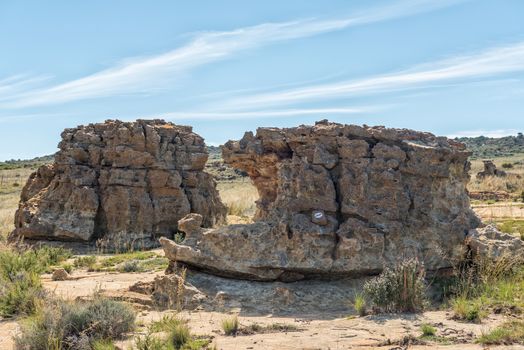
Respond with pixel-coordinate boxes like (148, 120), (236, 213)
(476, 160), (506, 178)
(51, 268), (70, 281)
(161, 120), (481, 281)
(467, 225), (524, 260)
(10, 119), (226, 249)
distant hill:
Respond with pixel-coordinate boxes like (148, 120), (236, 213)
(0, 154), (55, 170)
(455, 133), (524, 159)
(207, 145), (222, 161)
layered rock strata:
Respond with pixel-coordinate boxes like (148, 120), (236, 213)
(10, 119), (226, 248)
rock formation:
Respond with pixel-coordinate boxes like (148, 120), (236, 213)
(476, 160), (506, 179)
(161, 120), (482, 281)
(9, 119), (226, 249)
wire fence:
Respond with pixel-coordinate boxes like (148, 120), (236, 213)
(0, 170), (32, 189)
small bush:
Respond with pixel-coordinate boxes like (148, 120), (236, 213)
(15, 297), (136, 349)
(497, 220), (524, 240)
(174, 232), (186, 244)
(119, 260), (141, 273)
(135, 317), (212, 350)
(134, 333), (166, 350)
(0, 271), (43, 317)
(421, 324), (436, 337)
(265, 323), (299, 332)
(37, 246), (72, 266)
(0, 247), (70, 317)
(61, 263), (73, 274)
(451, 297), (486, 322)
(363, 258), (426, 313)
(353, 293), (367, 316)
(92, 339), (117, 350)
(150, 314), (184, 333)
(502, 163), (514, 169)
(478, 320), (524, 345)
(74, 255), (97, 270)
(169, 323), (190, 349)
(221, 316), (239, 336)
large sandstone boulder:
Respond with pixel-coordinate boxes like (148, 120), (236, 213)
(161, 120), (482, 281)
(9, 119), (226, 249)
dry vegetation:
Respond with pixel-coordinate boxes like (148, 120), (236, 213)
(468, 155), (524, 195)
(217, 180), (258, 221)
(0, 168), (33, 242)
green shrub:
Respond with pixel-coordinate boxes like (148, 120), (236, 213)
(174, 232), (186, 244)
(451, 297), (486, 322)
(497, 220), (524, 240)
(150, 315), (184, 333)
(353, 293), (367, 316)
(0, 247), (67, 317)
(119, 260), (141, 273)
(15, 297), (136, 349)
(134, 333), (167, 350)
(421, 324), (436, 337)
(478, 320), (524, 345)
(501, 163), (514, 169)
(61, 263), (73, 274)
(0, 270), (43, 317)
(264, 323), (298, 332)
(37, 246), (72, 266)
(74, 255), (97, 270)
(169, 323), (190, 349)
(363, 258), (426, 313)
(92, 339), (117, 350)
(221, 316), (239, 336)
(135, 317), (212, 350)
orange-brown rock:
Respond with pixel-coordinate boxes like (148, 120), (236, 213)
(9, 119), (226, 249)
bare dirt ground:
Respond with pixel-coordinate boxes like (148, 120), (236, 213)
(472, 202), (524, 220)
(0, 261), (517, 350)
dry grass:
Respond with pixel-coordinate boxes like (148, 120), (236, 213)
(217, 180), (258, 219)
(468, 155), (524, 194)
(0, 169), (30, 241)
(473, 203), (524, 222)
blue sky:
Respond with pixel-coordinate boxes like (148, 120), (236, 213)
(1, 0), (524, 160)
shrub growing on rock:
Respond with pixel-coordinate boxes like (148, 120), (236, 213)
(363, 258), (426, 313)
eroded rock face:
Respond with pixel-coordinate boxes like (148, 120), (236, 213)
(10, 119), (226, 248)
(476, 160), (506, 179)
(467, 225), (524, 260)
(161, 120), (481, 281)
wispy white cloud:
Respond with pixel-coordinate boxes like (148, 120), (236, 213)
(0, 112), (67, 123)
(0, 0), (463, 109)
(448, 129), (521, 138)
(0, 74), (50, 101)
(224, 41), (524, 109)
(156, 106), (376, 121)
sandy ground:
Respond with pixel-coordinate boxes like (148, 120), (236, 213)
(0, 270), (519, 350)
(473, 202), (524, 220)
